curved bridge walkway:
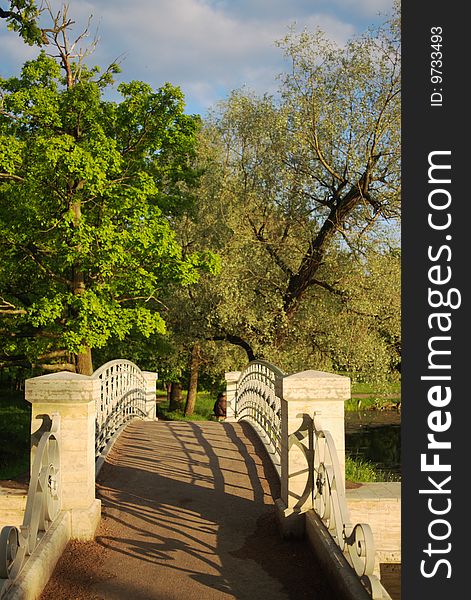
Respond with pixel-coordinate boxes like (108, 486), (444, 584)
(40, 421), (334, 600)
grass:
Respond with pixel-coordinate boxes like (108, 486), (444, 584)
(345, 456), (400, 483)
(345, 397), (401, 411)
(345, 379), (401, 411)
(351, 381), (401, 395)
(0, 389), (31, 480)
(157, 390), (217, 422)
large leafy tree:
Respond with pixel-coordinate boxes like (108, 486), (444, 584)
(168, 141), (401, 381)
(0, 6), (215, 374)
(218, 19), (400, 320)
(167, 14), (401, 381)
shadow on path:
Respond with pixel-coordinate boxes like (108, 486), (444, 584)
(40, 421), (335, 600)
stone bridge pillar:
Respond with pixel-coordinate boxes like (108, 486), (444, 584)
(276, 370), (350, 537)
(224, 370), (241, 421)
(25, 372), (101, 540)
(142, 371), (158, 420)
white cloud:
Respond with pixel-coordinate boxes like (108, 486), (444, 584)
(83, 0), (357, 111)
(0, 0), (391, 113)
(336, 0), (393, 17)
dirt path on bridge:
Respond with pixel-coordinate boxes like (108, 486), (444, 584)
(40, 421), (335, 600)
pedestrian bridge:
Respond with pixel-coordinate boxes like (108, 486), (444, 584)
(0, 360), (397, 600)
(42, 420), (337, 599)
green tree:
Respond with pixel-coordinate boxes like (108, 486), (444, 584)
(166, 14), (401, 382)
(218, 18), (400, 320)
(170, 142), (401, 381)
(0, 1), (44, 45)
(0, 8), (216, 374)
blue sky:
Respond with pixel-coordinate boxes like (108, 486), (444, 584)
(1, 0), (393, 115)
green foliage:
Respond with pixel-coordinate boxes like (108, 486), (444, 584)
(170, 14), (401, 384)
(0, 389), (30, 479)
(170, 131), (401, 383)
(1, 5), (400, 388)
(0, 43), (214, 370)
(1, 1), (43, 46)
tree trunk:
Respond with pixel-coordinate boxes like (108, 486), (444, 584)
(75, 345), (93, 375)
(184, 343), (201, 417)
(70, 195), (93, 376)
(169, 382), (183, 412)
(282, 170), (375, 319)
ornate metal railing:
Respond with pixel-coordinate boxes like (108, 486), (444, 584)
(0, 414), (61, 595)
(93, 360), (148, 458)
(234, 360), (284, 473)
(312, 419), (391, 599)
(232, 362), (392, 600)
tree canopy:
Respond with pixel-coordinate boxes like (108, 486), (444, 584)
(1, 3), (401, 387)
(163, 16), (401, 382)
(0, 1), (44, 46)
(0, 8), (217, 374)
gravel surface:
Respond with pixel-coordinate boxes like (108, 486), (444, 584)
(40, 420), (336, 600)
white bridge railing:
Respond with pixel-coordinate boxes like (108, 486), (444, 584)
(0, 414), (61, 598)
(233, 360), (284, 474)
(311, 419), (389, 599)
(229, 361), (392, 600)
(93, 360), (150, 459)
(0, 360), (157, 596)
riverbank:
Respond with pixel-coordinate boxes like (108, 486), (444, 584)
(345, 410), (401, 480)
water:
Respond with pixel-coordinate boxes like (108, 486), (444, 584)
(345, 410), (401, 477)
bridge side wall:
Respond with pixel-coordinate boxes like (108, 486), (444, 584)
(228, 366), (350, 537)
(24, 365), (158, 539)
(346, 483), (401, 575)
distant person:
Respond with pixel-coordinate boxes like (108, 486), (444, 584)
(213, 392), (227, 421)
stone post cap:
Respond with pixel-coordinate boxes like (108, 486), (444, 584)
(282, 370), (350, 401)
(225, 371), (242, 383)
(25, 371), (100, 404)
(142, 371), (158, 382)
